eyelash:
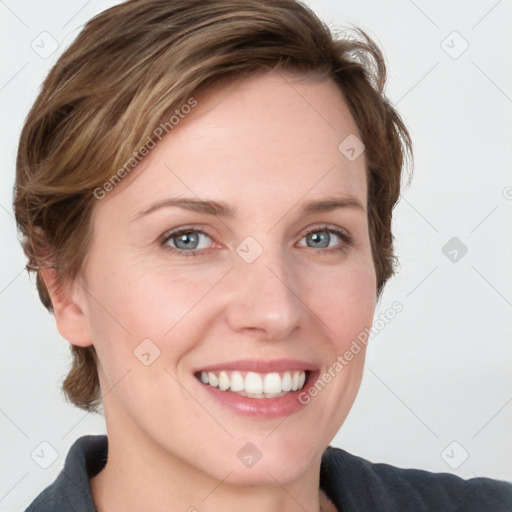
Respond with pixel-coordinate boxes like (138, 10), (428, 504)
(158, 224), (353, 258)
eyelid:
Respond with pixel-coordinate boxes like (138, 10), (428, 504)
(298, 224), (353, 249)
(158, 224), (212, 245)
(300, 223), (351, 240)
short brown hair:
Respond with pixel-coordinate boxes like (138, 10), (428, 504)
(14, 0), (412, 412)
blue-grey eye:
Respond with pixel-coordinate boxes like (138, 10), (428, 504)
(165, 230), (212, 251)
(300, 229), (342, 249)
(307, 231), (329, 248)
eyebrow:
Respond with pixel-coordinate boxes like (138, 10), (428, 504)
(134, 195), (365, 219)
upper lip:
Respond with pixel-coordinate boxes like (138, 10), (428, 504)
(195, 359), (319, 374)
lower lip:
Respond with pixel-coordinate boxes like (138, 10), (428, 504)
(196, 371), (319, 419)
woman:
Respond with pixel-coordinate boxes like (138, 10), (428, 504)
(14, 0), (511, 510)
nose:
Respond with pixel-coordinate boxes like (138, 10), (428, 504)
(224, 246), (304, 342)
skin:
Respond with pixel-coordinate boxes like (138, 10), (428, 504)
(42, 70), (377, 512)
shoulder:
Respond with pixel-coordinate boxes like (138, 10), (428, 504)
(24, 435), (107, 512)
(320, 445), (512, 512)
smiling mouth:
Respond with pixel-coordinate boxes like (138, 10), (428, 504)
(195, 370), (309, 399)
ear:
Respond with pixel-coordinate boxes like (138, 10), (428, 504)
(40, 267), (93, 347)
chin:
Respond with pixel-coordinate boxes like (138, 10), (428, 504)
(209, 433), (323, 486)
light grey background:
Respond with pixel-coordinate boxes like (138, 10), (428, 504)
(1, 0), (511, 509)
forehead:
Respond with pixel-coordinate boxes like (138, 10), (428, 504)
(99, 70), (367, 216)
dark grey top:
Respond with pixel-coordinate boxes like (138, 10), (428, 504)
(25, 435), (512, 511)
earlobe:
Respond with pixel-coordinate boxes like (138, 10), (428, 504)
(39, 267), (93, 348)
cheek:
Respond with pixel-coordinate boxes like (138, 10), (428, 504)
(83, 255), (228, 361)
(308, 259), (376, 350)
(118, 264), (230, 333)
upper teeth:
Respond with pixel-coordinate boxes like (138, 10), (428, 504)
(200, 370), (307, 394)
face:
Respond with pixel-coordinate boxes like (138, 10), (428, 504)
(73, 70), (376, 484)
